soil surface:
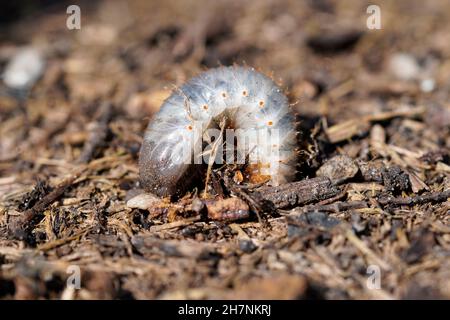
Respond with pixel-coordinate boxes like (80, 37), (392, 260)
(0, 0), (449, 299)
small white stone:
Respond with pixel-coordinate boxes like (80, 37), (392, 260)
(389, 53), (421, 80)
(2, 47), (45, 90)
(126, 193), (160, 210)
(420, 78), (435, 93)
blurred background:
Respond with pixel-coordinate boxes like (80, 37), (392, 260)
(0, 0), (449, 300)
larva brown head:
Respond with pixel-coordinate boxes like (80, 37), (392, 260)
(138, 139), (195, 198)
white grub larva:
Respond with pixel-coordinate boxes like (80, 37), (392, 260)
(139, 66), (298, 197)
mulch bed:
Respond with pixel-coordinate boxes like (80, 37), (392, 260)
(0, 0), (449, 299)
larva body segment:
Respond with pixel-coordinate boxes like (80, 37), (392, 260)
(139, 66), (297, 197)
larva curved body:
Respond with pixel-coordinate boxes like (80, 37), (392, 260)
(139, 66), (297, 197)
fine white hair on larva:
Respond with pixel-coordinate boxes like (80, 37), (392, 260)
(139, 66), (298, 197)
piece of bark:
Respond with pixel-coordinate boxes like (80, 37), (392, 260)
(131, 235), (219, 259)
(405, 169), (429, 193)
(356, 159), (384, 183)
(325, 106), (425, 143)
(225, 274), (308, 300)
(294, 201), (368, 214)
(77, 102), (113, 164)
(8, 171), (82, 241)
(370, 124), (388, 157)
(287, 211), (341, 238)
(325, 119), (371, 144)
(316, 155), (359, 184)
(252, 177), (340, 209)
(378, 189), (450, 206)
(382, 166), (410, 193)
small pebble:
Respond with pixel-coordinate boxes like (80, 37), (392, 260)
(2, 47), (45, 90)
(420, 78), (435, 92)
(126, 193), (160, 210)
(191, 198), (205, 213)
(239, 239), (257, 253)
(389, 53), (420, 80)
